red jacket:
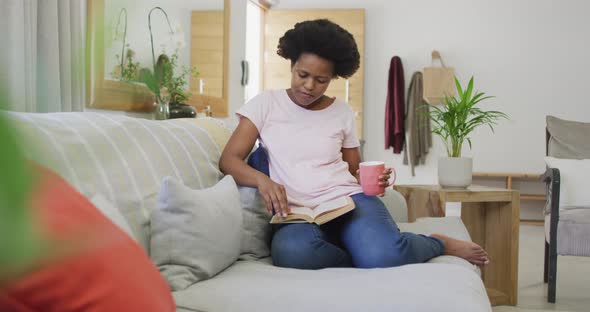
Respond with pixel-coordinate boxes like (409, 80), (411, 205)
(384, 56), (405, 154)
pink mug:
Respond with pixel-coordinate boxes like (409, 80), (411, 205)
(359, 161), (397, 196)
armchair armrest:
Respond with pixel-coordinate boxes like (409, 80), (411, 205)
(542, 167), (561, 247)
(542, 167), (561, 217)
(382, 189), (409, 222)
(541, 167), (560, 184)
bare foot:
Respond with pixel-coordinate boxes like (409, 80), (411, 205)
(430, 233), (490, 266)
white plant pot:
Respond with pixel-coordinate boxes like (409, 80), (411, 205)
(438, 157), (473, 189)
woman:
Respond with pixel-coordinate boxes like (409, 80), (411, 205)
(220, 19), (488, 269)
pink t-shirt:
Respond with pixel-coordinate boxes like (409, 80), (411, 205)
(237, 89), (363, 209)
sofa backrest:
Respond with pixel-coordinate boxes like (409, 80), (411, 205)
(6, 112), (232, 251)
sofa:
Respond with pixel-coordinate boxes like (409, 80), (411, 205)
(6, 111), (491, 312)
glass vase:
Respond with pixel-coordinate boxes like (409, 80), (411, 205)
(154, 98), (169, 120)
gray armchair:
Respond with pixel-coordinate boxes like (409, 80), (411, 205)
(543, 115), (590, 303)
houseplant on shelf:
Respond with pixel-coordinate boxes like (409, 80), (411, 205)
(155, 52), (199, 118)
(141, 6), (198, 119)
(141, 6), (175, 119)
(111, 47), (140, 82)
(429, 76), (508, 188)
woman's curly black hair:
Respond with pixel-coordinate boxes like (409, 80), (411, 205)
(277, 19), (360, 79)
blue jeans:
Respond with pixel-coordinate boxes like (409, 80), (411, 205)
(248, 146), (445, 269)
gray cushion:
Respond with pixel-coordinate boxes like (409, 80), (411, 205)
(150, 175), (242, 291)
(237, 186), (272, 260)
(545, 208), (590, 256)
(546, 115), (590, 159)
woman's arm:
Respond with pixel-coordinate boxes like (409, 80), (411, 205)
(342, 147), (361, 183)
(219, 117), (289, 216)
(219, 117), (265, 187)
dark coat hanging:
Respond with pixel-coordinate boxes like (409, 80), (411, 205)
(384, 56), (405, 154)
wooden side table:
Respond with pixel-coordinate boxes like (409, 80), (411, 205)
(394, 184), (520, 306)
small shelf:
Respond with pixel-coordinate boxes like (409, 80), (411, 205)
(521, 194), (546, 201)
(474, 172), (541, 179)
(473, 172), (546, 221)
(473, 172), (544, 191)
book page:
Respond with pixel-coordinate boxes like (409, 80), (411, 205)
(270, 196), (353, 224)
(312, 196), (350, 218)
(289, 206), (314, 217)
(270, 213), (313, 224)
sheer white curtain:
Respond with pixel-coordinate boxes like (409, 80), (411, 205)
(0, 0), (86, 112)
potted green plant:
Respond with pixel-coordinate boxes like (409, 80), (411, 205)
(429, 76), (508, 188)
(156, 52), (199, 105)
(155, 52), (199, 118)
(143, 6), (200, 119)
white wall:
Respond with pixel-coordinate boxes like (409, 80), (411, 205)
(237, 0), (590, 184)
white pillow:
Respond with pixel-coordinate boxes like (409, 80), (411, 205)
(150, 175), (242, 291)
(89, 193), (136, 241)
(544, 157), (590, 208)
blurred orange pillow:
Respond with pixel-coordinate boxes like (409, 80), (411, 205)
(0, 165), (175, 312)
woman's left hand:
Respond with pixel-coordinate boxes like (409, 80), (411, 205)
(355, 167), (394, 197)
(379, 168), (393, 187)
(376, 167), (393, 197)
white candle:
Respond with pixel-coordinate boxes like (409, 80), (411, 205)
(199, 79), (204, 94)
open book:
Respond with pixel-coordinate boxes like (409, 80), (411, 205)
(270, 196), (355, 225)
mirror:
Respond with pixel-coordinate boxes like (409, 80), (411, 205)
(87, 0), (229, 117)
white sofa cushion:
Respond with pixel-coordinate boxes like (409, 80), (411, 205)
(173, 260), (489, 312)
(5, 112), (231, 250)
(544, 157), (590, 208)
(399, 217), (479, 274)
(89, 192), (135, 240)
(380, 188), (409, 222)
(173, 217), (489, 312)
(151, 175), (242, 291)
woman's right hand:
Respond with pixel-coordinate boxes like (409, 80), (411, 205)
(256, 175), (289, 217)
